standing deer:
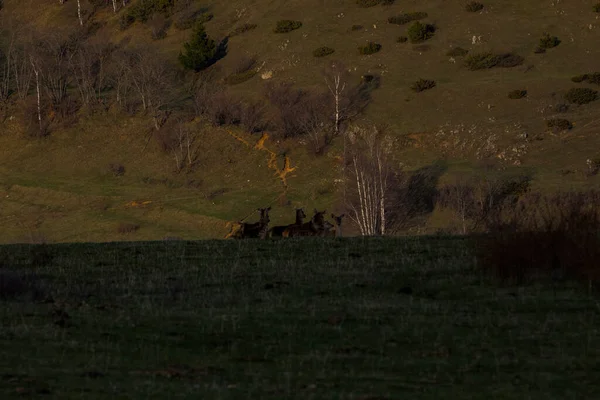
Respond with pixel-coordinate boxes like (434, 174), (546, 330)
(269, 208), (306, 238)
(227, 207), (271, 239)
(282, 209), (327, 237)
(322, 213), (345, 237)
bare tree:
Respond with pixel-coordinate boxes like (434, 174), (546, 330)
(346, 125), (393, 236)
(323, 60), (347, 136)
(127, 46), (174, 129)
(297, 91), (332, 154)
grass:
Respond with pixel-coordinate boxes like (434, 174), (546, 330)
(3, 0), (600, 242)
(1, 236), (599, 398)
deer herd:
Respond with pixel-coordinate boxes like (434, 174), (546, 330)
(226, 207), (345, 239)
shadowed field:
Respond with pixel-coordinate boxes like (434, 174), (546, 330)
(1, 237), (599, 399)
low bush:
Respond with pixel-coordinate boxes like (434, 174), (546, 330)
(225, 70), (257, 85)
(446, 47), (469, 57)
(358, 42), (382, 55)
(546, 118), (572, 132)
(397, 36), (408, 43)
(388, 12), (428, 25)
(109, 163), (126, 176)
(571, 72), (600, 85)
(564, 87), (598, 105)
(173, 10), (212, 30)
(230, 23), (257, 36)
(465, 2), (484, 12)
(465, 52), (523, 70)
(356, 0), (380, 7)
(381, 0), (395, 5)
(117, 222), (140, 234)
(407, 21), (436, 43)
(594, 3), (600, 12)
(149, 14), (170, 40)
(538, 33), (560, 49)
(350, 24), (364, 31)
(274, 20), (302, 33)
(119, 13), (135, 30)
(411, 78), (436, 92)
(313, 46), (335, 57)
(476, 191), (600, 287)
(508, 89), (527, 99)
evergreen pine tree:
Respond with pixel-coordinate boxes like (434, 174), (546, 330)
(178, 23), (217, 72)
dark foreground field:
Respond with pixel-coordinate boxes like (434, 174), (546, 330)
(1, 237), (599, 399)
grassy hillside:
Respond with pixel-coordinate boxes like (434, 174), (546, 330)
(1, 0), (600, 242)
(2, 237), (599, 398)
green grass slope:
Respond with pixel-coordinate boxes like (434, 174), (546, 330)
(1, 237), (599, 398)
(0, 0), (600, 241)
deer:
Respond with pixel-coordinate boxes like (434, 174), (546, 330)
(269, 208), (306, 238)
(322, 213), (345, 237)
(282, 209), (327, 237)
(227, 207), (271, 239)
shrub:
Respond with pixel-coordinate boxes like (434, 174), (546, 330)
(381, 0), (395, 4)
(465, 2), (484, 12)
(226, 70), (257, 85)
(476, 191), (600, 286)
(230, 23), (257, 36)
(149, 14), (170, 40)
(546, 118), (572, 131)
(356, 0), (380, 7)
(538, 33), (561, 49)
(571, 73), (600, 85)
(397, 36), (408, 43)
(174, 10), (212, 30)
(178, 23), (217, 71)
(407, 21), (436, 43)
(446, 47), (469, 57)
(508, 89), (527, 99)
(119, 13), (135, 30)
(351, 24), (364, 31)
(411, 78), (436, 92)
(564, 87), (598, 105)
(117, 222), (140, 234)
(388, 12), (428, 25)
(274, 20), (302, 33)
(109, 163), (125, 176)
(313, 46), (335, 57)
(358, 42), (382, 55)
(465, 52), (523, 70)
(594, 3), (600, 12)
(495, 53), (524, 67)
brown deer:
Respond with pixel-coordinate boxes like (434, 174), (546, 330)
(269, 208), (306, 238)
(322, 213), (345, 237)
(229, 207), (271, 239)
(282, 209), (327, 237)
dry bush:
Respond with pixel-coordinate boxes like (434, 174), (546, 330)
(264, 81), (308, 138)
(240, 101), (267, 133)
(117, 222), (140, 234)
(108, 163), (126, 176)
(477, 191), (600, 287)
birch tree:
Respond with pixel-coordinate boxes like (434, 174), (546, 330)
(324, 60), (347, 136)
(346, 125), (393, 236)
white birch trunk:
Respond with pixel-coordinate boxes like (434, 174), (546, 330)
(31, 60), (42, 133)
(112, 0), (117, 13)
(77, 0), (83, 26)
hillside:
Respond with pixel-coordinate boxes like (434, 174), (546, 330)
(0, 0), (600, 242)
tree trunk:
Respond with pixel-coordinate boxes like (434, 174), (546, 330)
(31, 60), (42, 133)
(77, 0), (83, 26)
